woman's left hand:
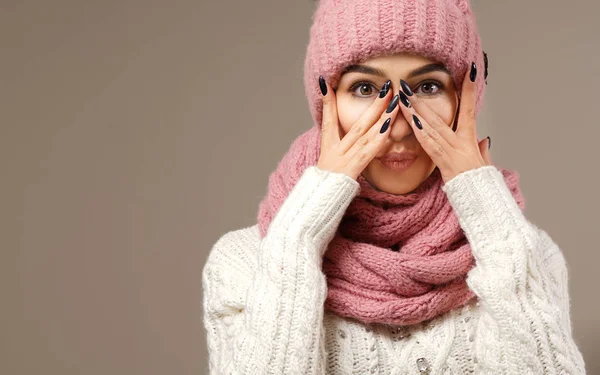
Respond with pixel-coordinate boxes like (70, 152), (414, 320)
(398, 62), (493, 184)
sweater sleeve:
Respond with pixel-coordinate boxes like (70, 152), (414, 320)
(441, 165), (587, 375)
(202, 166), (360, 375)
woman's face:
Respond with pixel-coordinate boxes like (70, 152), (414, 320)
(335, 52), (459, 195)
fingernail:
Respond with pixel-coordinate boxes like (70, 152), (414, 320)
(413, 114), (422, 130)
(380, 118), (391, 133)
(470, 62), (477, 82)
(487, 136), (491, 149)
(399, 91), (412, 108)
(483, 51), (489, 80)
(319, 75), (327, 96)
(400, 79), (413, 96)
(386, 94), (399, 113)
(379, 80), (391, 98)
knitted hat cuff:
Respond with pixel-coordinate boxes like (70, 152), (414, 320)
(303, 0), (486, 129)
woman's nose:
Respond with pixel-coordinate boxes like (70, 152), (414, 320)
(387, 107), (413, 141)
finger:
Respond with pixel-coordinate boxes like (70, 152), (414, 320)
(478, 137), (492, 165)
(338, 81), (393, 153)
(345, 97), (399, 172)
(404, 92), (459, 148)
(396, 92), (452, 168)
(319, 76), (342, 152)
(456, 62), (478, 142)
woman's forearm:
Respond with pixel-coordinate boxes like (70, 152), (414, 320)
(203, 166), (360, 374)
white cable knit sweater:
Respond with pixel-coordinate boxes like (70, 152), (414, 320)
(202, 165), (587, 374)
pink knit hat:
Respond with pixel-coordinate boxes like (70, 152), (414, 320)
(303, 0), (487, 129)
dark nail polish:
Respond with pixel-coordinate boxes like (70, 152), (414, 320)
(319, 75), (327, 96)
(399, 91), (412, 108)
(487, 136), (491, 149)
(413, 114), (422, 130)
(379, 80), (391, 98)
(470, 62), (477, 82)
(483, 51), (489, 80)
(386, 94), (399, 113)
(400, 79), (413, 96)
(380, 118), (391, 133)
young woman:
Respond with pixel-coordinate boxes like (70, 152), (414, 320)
(202, 0), (587, 373)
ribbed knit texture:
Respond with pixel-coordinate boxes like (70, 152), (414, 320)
(303, 0), (487, 130)
(203, 166), (587, 374)
(257, 125), (525, 326)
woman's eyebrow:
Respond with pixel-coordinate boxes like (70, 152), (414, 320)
(341, 62), (451, 78)
(407, 63), (451, 78)
(341, 64), (387, 77)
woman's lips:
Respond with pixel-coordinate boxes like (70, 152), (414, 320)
(378, 156), (417, 172)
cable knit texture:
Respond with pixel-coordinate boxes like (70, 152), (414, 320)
(257, 125), (525, 326)
(203, 0), (587, 372)
(203, 166), (587, 374)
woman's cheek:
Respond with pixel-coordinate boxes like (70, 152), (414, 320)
(425, 98), (456, 126)
(336, 97), (373, 135)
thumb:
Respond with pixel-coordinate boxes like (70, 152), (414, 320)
(478, 136), (492, 165)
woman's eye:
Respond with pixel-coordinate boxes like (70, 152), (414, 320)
(350, 82), (377, 98)
(415, 81), (443, 95)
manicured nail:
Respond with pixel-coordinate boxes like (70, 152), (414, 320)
(470, 62), (477, 82)
(483, 51), (489, 80)
(380, 118), (391, 133)
(319, 75), (327, 96)
(413, 114), (422, 130)
(379, 80), (391, 98)
(399, 91), (411, 108)
(487, 136), (491, 149)
(400, 79), (413, 96)
(386, 94), (399, 113)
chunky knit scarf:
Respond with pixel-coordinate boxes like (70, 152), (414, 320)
(257, 124), (525, 326)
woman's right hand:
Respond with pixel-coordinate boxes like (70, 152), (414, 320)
(317, 77), (401, 181)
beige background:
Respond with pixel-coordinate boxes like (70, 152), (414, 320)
(1, 0), (599, 374)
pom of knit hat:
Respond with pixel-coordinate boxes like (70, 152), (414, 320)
(303, 0), (486, 129)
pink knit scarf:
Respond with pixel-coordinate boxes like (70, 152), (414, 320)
(257, 124), (525, 326)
